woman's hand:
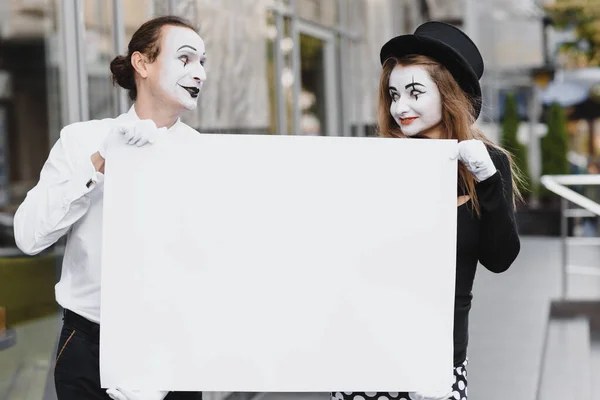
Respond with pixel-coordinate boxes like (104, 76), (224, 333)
(408, 390), (453, 400)
(452, 139), (497, 182)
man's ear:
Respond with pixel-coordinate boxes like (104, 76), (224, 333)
(131, 51), (149, 79)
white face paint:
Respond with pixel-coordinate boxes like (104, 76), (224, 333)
(388, 65), (442, 137)
(156, 26), (206, 111)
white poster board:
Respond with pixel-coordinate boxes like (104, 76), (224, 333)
(100, 134), (458, 393)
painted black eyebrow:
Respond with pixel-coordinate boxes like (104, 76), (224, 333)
(405, 82), (426, 90)
(177, 45), (197, 52)
(389, 86), (399, 92)
(405, 76), (426, 90)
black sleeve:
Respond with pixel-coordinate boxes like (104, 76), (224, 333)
(475, 149), (521, 273)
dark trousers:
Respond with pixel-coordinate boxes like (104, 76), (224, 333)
(54, 309), (202, 400)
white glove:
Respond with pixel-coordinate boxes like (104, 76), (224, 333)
(98, 119), (167, 159)
(408, 389), (454, 400)
(451, 139), (497, 182)
(106, 387), (168, 400)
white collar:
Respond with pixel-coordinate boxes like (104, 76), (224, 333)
(120, 104), (182, 131)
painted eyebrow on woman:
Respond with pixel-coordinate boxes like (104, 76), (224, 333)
(405, 76), (426, 90)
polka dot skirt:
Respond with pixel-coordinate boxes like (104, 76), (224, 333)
(330, 358), (468, 400)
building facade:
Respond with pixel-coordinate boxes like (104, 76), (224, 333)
(0, 1), (424, 397)
(0, 1), (550, 398)
(0, 0), (550, 215)
(0, 0), (430, 217)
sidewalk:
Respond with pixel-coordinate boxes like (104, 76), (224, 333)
(0, 313), (60, 400)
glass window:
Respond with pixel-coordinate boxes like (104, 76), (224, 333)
(0, 74), (10, 208)
(266, 9), (278, 134)
(299, 33), (327, 135)
(83, 0), (118, 119)
(296, 0), (339, 28)
(0, 0), (68, 397)
(283, 17), (296, 135)
(295, 22), (339, 136)
(0, 1), (65, 207)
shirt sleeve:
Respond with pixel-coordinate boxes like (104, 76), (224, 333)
(13, 126), (100, 255)
(476, 149), (521, 273)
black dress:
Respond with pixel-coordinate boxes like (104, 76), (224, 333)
(331, 148), (521, 400)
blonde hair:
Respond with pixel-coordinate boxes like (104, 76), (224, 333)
(378, 55), (523, 215)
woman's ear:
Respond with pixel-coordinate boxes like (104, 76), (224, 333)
(130, 51), (148, 79)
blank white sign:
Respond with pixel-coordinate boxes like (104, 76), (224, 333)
(100, 134), (458, 393)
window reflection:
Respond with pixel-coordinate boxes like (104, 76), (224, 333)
(296, 0), (339, 28)
(84, 0), (118, 119)
(0, 1), (65, 398)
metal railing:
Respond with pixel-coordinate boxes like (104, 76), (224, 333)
(540, 174), (600, 298)
(535, 174), (600, 400)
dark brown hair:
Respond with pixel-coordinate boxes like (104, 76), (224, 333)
(110, 16), (197, 101)
(378, 55), (524, 215)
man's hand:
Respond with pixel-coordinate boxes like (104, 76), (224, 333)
(96, 119), (167, 166)
(106, 387), (168, 400)
(91, 151), (106, 174)
(451, 139), (497, 182)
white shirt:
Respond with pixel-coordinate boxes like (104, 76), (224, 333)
(13, 106), (199, 323)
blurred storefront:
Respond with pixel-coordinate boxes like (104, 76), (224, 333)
(0, 0), (423, 398)
(540, 0), (600, 170)
(0, 0), (428, 219)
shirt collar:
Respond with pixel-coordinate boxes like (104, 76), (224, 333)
(120, 104), (182, 131)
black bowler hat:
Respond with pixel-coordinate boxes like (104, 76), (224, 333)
(380, 21), (484, 119)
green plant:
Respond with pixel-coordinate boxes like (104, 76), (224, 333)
(500, 93), (532, 196)
(545, 5), (600, 66)
(542, 103), (570, 176)
(540, 103), (570, 201)
(0, 255), (57, 326)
